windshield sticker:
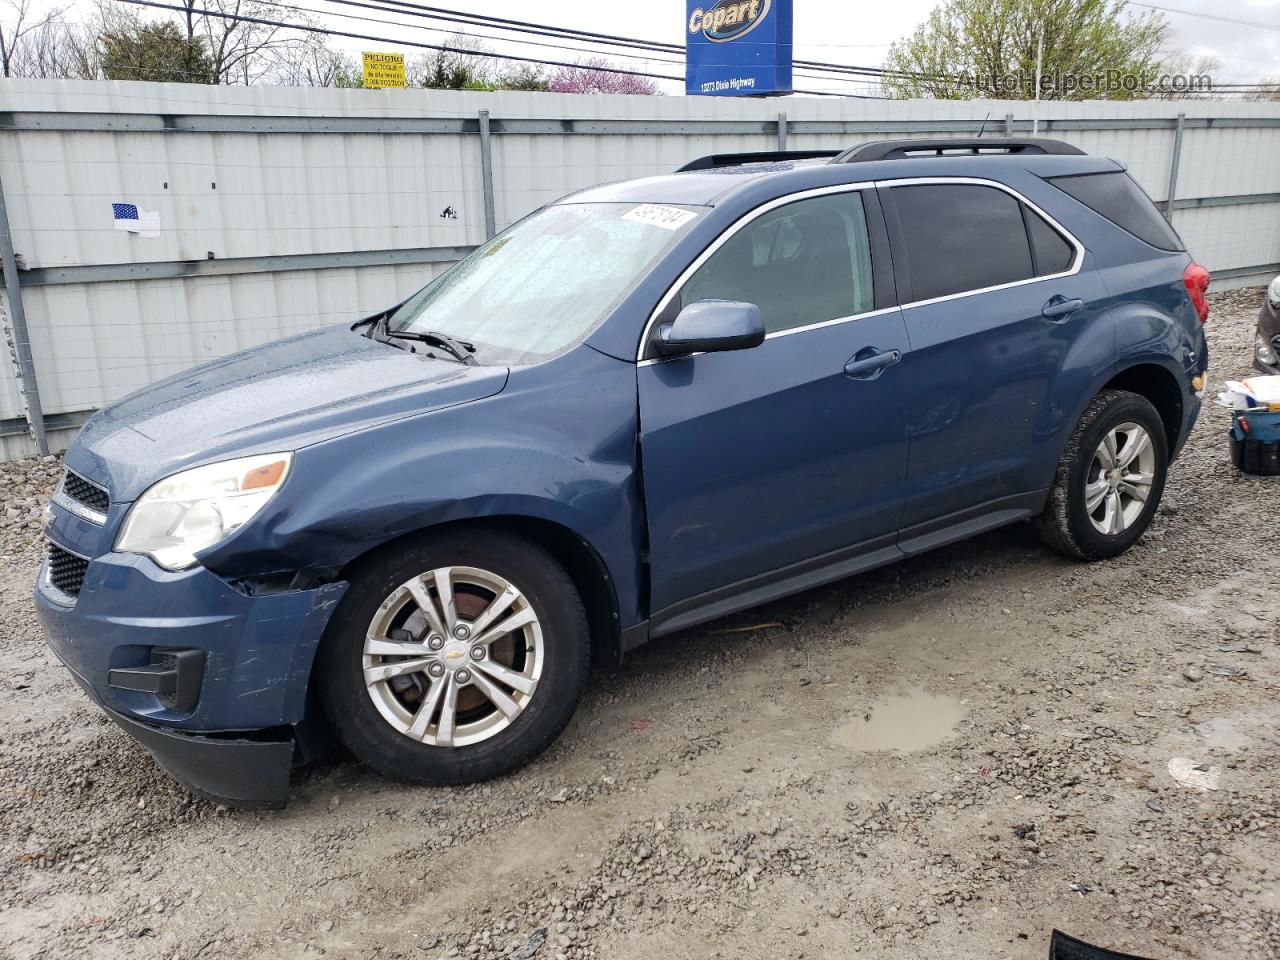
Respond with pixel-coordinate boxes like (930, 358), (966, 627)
(623, 204), (698, 231)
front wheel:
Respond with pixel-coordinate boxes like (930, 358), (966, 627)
(1034, 389), (1169, 560)
(316, 529), (590, 786)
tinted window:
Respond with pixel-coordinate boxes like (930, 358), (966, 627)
(1024, 206), (1075, 275)
(892, 184), (1033, 302)
(679, 192), (873, 333)
(1048, 171), (1184, 251)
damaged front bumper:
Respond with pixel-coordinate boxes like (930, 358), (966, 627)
(35, 550), (347, 808)
(55, 651), (298, 809)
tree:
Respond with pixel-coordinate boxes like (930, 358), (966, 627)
(1246, 78), (1280, 102)
(1147, 51), (1217, 100)
(1, 0), (68, 76)
(409, 33), (494, 90)
(881, 0), (1171, 100)
(1, 0), (151, 80)
(177, 0), (319, 84)
(549, 57), (658, 95)
(409, 39), (555, 91)
(496, 63), (550, 92)
(262, 33), (360, 86)
(100, 19), (215, 82)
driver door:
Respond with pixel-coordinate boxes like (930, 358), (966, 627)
(637, 188), (911, 621)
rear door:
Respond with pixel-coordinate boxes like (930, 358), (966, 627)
(637, 186), (911, 616)
(879, 178), (1110, 534)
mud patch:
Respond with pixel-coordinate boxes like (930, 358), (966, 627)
(830, 688), (965, 752)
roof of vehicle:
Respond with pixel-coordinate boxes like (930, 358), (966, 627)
(563, 138), (1120, 208)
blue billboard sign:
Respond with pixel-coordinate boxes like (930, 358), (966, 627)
(685, 0), (793, 97)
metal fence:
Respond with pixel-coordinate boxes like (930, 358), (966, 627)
(2, 79), (1279, 459)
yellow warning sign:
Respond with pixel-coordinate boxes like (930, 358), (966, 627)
(362, 52), (406, 89)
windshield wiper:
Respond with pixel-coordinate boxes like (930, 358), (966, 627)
(385, 327), (477, 365)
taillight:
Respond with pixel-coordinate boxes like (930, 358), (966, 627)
(1183, 262), (1210, 324)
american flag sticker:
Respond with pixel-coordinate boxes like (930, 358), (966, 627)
(112, 202), (160, 238)
(112, 202), (140, 230)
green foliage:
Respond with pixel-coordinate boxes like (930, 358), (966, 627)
(495, 63), (552, 92)
(100, 19), (215, 83)
(882, 0), (1171, 100)
(408, 34), (553, 92)
(332, 67), (363, 88)
(411, 41), (489, 90)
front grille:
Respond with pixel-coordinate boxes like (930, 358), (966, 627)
(62, 469), (110, 515)
(47, 543), (89, 597)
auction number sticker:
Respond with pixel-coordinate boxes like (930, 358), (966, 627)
(623, 204), (698, 230)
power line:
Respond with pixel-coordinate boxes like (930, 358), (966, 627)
(278, 0), (691, 67)
(274, 0), (887, 93)
(1126, 1), (1280, 31)
(314, 0), (685, 59)
(345, 0), (1280, 88)
(314, 0), (938, 83)
(121, 0), (885, 97)
(123, 1), (688, 81)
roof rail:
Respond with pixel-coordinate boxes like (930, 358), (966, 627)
(833, 138), (1085, 163)
(677, 150), (840, 172)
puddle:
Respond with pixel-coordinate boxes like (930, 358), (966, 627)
(831, 688), (966, 753)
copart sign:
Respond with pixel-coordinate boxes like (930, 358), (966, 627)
(685, 0), (793, 96)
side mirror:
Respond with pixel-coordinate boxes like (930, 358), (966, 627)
(655, 300), (765, 357)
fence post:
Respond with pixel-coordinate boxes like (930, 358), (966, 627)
(1003, 113), (1014, 137)
(1164, 112), (1185, 221)
(478, 109), (497, 240)
(0, 171), (47, 455)
(776, 112), (787, 151)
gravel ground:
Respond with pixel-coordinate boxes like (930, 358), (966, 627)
(0, 289), (1276, 960)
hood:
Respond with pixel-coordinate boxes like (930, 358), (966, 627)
(67, 324), (508, 502)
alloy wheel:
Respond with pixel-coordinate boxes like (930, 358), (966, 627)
(363, 565), (543, 748)
(1084, 421), (1157, 535)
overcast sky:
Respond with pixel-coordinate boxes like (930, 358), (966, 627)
(18, 0), (1280, 92)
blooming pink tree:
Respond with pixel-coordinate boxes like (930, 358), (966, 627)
(549, 57), (659, 95)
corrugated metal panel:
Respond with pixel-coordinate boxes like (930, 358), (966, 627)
(0, 80), (1278, 456)
(8, 262), (451, 419)
(7, 129), (485, 268)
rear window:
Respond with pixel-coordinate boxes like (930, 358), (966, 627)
(891, 184), (1034, 301)
(1047, 171), (1184, 252)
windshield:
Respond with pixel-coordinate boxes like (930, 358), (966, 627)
(385, 202), (703, 364)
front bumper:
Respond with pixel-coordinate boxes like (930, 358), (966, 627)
(54, 649), (296, 809)
(36, 549), (347, 807)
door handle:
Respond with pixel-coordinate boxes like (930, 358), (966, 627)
(844, 348), (902, 380)
(1041, 296), (1085, 321)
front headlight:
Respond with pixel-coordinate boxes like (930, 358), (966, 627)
(1268, 276), (1280, 309)
(115, 452), (292, 570)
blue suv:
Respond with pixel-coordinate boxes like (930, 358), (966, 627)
(36, 138), (1210, 808)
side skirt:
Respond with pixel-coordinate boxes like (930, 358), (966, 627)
(635, 490), (1048, 647)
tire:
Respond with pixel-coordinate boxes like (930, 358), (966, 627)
(316, 529), (590, 786)
(1034, 389), (1169, 561)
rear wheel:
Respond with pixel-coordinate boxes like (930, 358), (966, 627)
(317, 530), (589, 785)
(1035, 389), (1169, 560)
